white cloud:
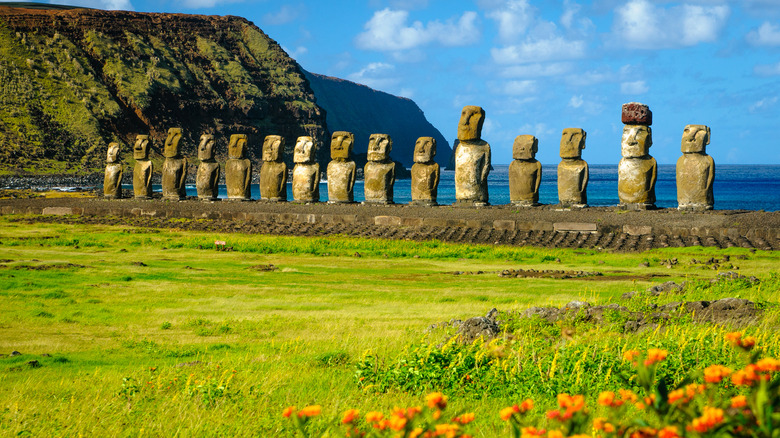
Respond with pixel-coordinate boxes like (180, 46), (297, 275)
(499, 62), (573, 78)
(485, 0), (534, 43)
(749, 96), (779, 112)
(49, 0), (133, 10)
(747, 22), (780, 46)
(491, 36), (586, 64)
(282, 45), (308, 59)
(347, 62), (399, 90)
(621, 80), (649, 95)
(355, 8), (480, 51)
(612, 0), (729, 49)
(263, 5), (299, 25)
(561, 0), (593, 34)
(569, 95), (584, 108)
(754, 61), (780, 76)
(502, 80), (537, 95)
(518, 122), (553, 139)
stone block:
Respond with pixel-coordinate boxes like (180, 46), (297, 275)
(321, 214), (357, 224)
(374, 216), (402, 226)
(624, 225), (652, 236)
(493, 220), (516, 231)
(553, 222), (597, 233)
(401, 217), (424, 227)
(516, 221), (554, 231)
(622, 102), (652, 125)
(43, 207), (76, 216)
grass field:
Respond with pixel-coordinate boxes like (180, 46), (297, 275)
(0, 216), (778, 437)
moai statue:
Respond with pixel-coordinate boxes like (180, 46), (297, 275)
(259, 135), (287, 202)
(363, 133), (395, 204)
(410, 136), (440, 206)
(454, 105), (491, 206)
(327, 131), (356, 203)
(677, 125), (714, 211)
(225, 134), (252, 201)
(132, 135), (153, 199)
(196, 134), (220, 201)
(618, 102), (657, 209)
(162, 128), (188, 200)
(103, 142), (123, 199)
(558, 128), (589, 208)
(292, 136), (320, 203)
(508, 135), (541, 206)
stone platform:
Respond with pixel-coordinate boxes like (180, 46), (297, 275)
(1, 197), (779, 251)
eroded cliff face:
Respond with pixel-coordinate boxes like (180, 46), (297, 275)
(304, 71), (452, 168)
(0, 6), (327, 172)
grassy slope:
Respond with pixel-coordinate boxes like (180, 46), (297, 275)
(0, 218), (777, 436)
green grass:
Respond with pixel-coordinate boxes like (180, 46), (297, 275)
(0, 216), (778, 436)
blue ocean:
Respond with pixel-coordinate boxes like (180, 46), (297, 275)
(167, 164), (780, 211)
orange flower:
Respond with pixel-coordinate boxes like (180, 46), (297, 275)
(546, 410), (561, 420)
(755, 357), (780, 372)
(732, 364), (760, 386)
(365, 411), (384, 423)
(630, 427), (657, 438)
(519, 399), (534, 412)
(726, 332), (756, 350)
(619, 389), (639, 403)
(500, 406), (517, 421)
(282, 406), (296, 418)
(597, 391), (623, 408)
(644, 348), (668, 366)
(434, 423), (460, 437)
(425, 392), (448, 410)
(298, 405), (321, 418)
(547, 430), (565, 438)
(453, 413), (475, 425)
(557, 393), (585, 413)
(409, 428), (424, 438)
(730, 395), (748, 409)
(725, 331), (742, 344)
(688, 407), (724, 433)
(741, 336), (756, 349)
(521, 426), (546, 438)
(593, 417), (616, 433)
(658, 426), (680, 438)
(669, 383), (705, 404)
(342, 409), (360, 424)
(388, 416), (407, 431)
(704, 365), (733, 383)
(623, 350), (640, 362)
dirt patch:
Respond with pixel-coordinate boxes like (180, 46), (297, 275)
(0, 263), (86, 270)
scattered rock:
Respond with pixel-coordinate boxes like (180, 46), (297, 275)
(132, 261), (147, 267)
(10, 351), (21, 356)
(456, 308), (500, 344)
(249, 264), (277, 272)
(26, 360), (42, 368)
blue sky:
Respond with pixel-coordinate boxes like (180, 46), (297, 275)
(16, 0), (780, 164)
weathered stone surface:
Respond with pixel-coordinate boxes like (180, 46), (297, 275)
(553, 222), (597, 232)
(196, 134), (220, 201)
(677, 124), (714, 211)
(327, 131), (356, 203)
(161, 128), (187, 200)
(619, 124), (656, 208)
(292, 136), (320, 203)
(509, 135), (541, 206)
(624, 225), (653, 236)
(374, 215), (402, 226)
(457, 308), (499, 344)
(225, 134), (252, 201)
(132, 135), (153, 199)
(454, 106), (490, 206)
(259, 135), (287, 202)
(363, 133), (395, 204)
(410, 137), (440, 206)
(622, 102), (652, 125)
(103, 142), (122, 199)
(558, 128), (588, 207)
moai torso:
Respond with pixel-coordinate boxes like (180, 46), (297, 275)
(557, 128), (589, 207)
(508, 135), (541, 206)
(410, 137), (440, 205)
(327, 131), (356, 203)
(225, 134), (252, 200)
(292, 136), (320, 202)
(454, 105), (491, 206)
(132, 135), (153, 199)
(363, 133), (395, 204)
(103, 142), (123, 199)
(259, 135), (287, 201)
(677, 124), (714, 210)
(618, 103), (656, 209)
(162, 128), (188, 200)
(196, 134), (220, 201)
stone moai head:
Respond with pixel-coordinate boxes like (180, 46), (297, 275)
(681, 124), (711, 154)
(106, 142), (120, 163)
(330, 131), (354, 160)
(133, 135), (150, 160)
(198, 134), (215, 161)
(367, 134), (392, 162)
(414, 137), (437, 164)
(262, 135), (284, 162)
(621, 125), (652, 158)
(457, 105), (485, 142)
(560, 128), (586, 159)
(294, 136), (316, 164)
(164, 128), (183, 158)
(228, 134), (248, 159)
(512, 135), (538, 160)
